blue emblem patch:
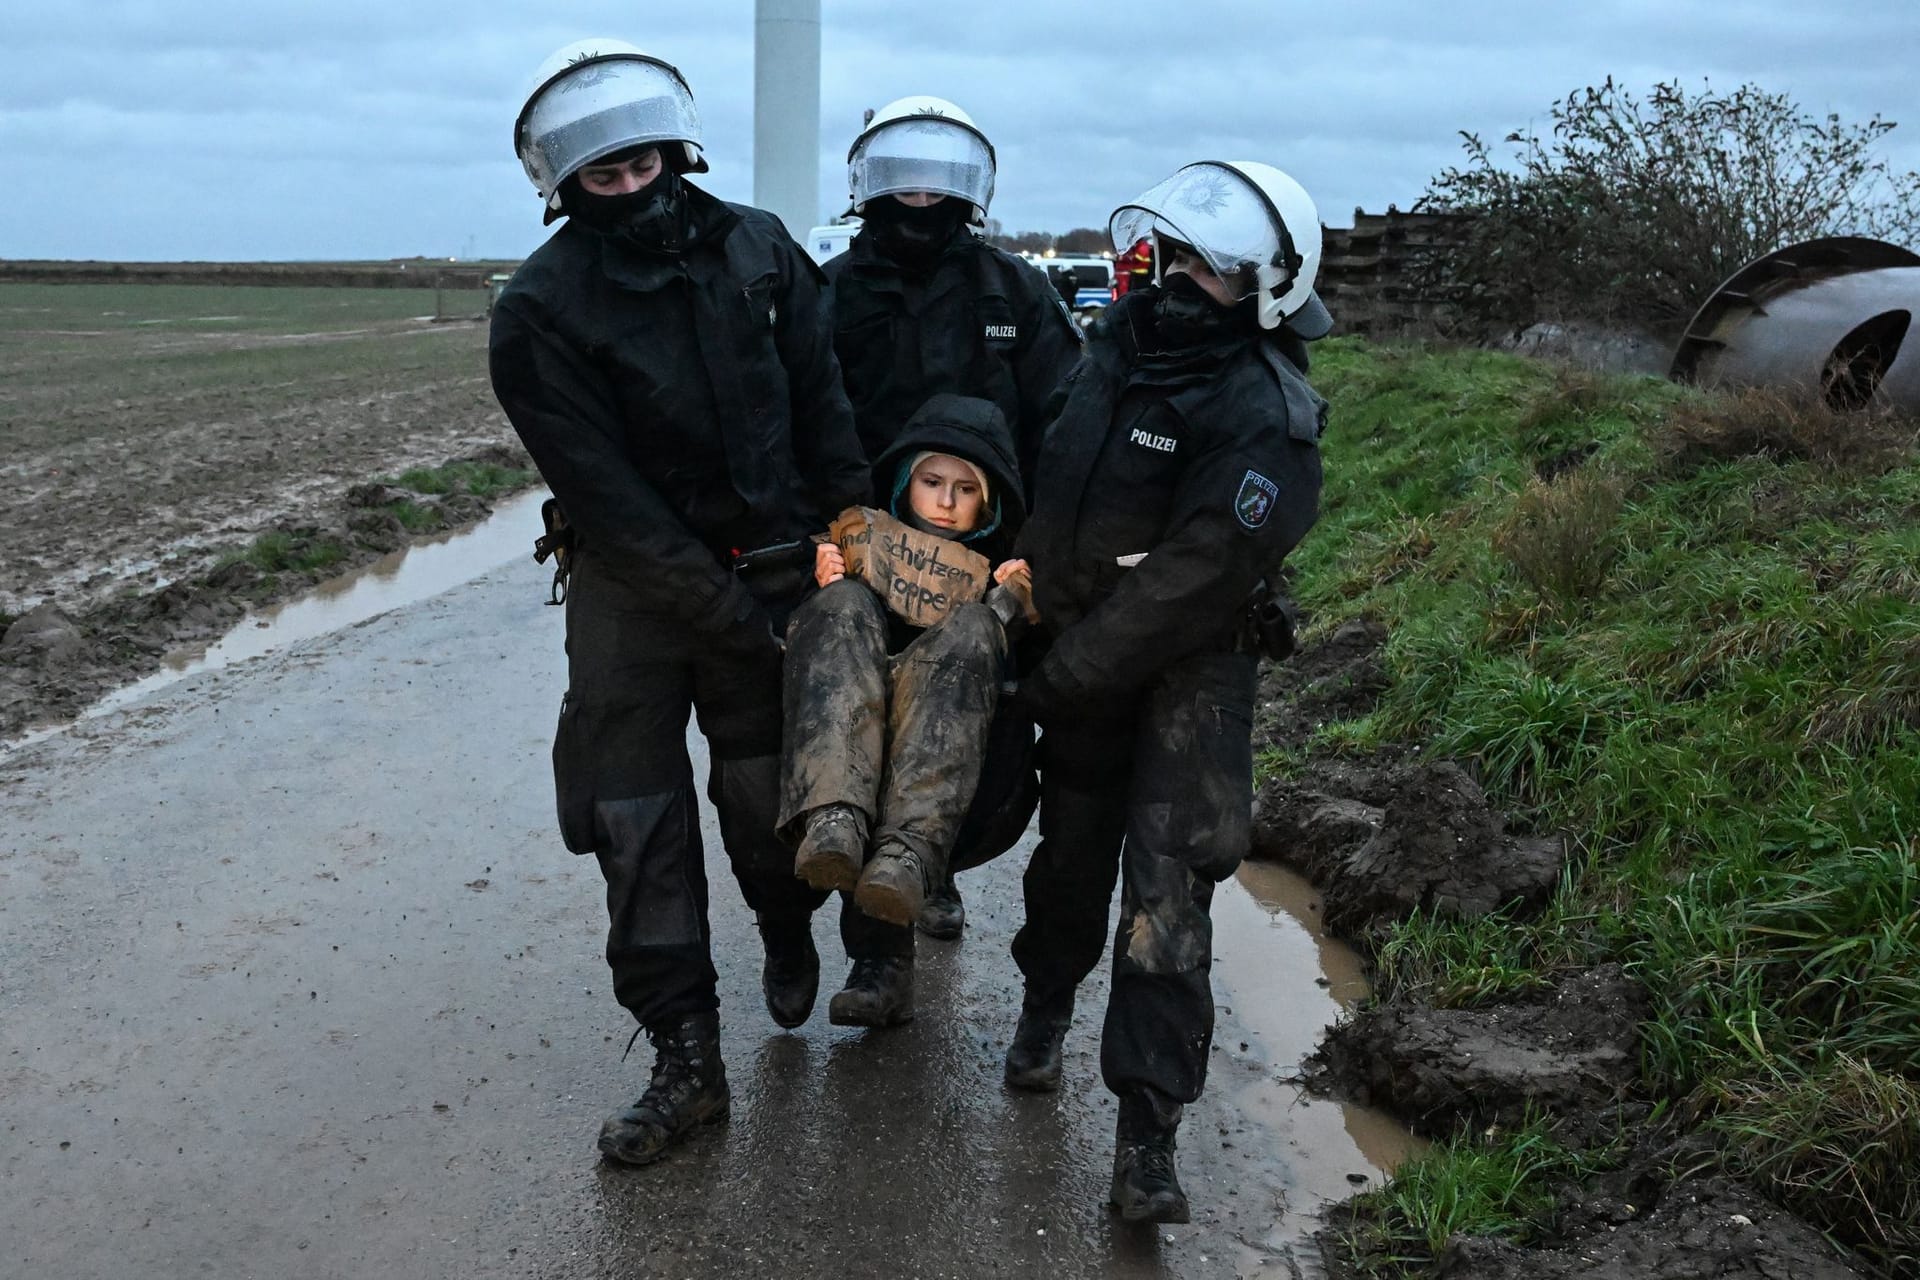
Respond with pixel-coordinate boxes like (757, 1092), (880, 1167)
(1235, 470), (1279, 529)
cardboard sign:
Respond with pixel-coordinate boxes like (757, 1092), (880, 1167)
(830, 506), (990, 627)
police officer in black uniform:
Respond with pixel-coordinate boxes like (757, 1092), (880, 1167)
(487, 39), (869, 1168)
(813, 96), (1081, 1025)
(1003, 161), (1332, 1223)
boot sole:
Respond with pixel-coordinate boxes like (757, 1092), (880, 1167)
(597, 1101), (731, 1167)
(915, 913), (964, 940)
(827, 1000), (914, 1028)
(853, 878), (923, 927)
(794, 850), (861, 893)
(1003, 1065), (1062, 1092)
(1109, 1189), (1191, 1224)
(764, 982), (818, 1030)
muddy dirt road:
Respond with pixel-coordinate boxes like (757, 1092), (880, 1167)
(1, 552), (1409, 1279)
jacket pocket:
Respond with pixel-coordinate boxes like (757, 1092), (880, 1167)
(552, 690), (598, 853)
(742, 271), (780, 334)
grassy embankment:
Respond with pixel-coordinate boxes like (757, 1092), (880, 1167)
(1282, 339), (1919, 1274)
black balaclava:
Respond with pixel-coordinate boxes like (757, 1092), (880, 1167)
(1145, 271), (1260, 351)
(862, 195), (971, 272)
(565, 167), (691, 256)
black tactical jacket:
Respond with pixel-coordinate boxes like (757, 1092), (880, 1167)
(489, 182), (869, 631)
(1016, 291), (1327, 709)
(823, 229), (1082, 495)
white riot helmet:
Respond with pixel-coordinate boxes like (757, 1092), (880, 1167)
(847, 96), (996, 225)
(1109, 161), (1331, 337)
(514, 38), (708, 224)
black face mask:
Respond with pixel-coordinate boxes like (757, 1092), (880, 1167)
(1150, 271), (1240, 349)
(567, 169), (689, 256)
(863, 197), (969, 270)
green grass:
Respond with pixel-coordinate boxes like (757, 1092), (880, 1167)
(221, 530), (351, 576)
(386, 500), (443, 533)
(1335, 1110), (1631, 1272)
(1288, 338), (1920, 1272)
(388, 460), (534, 501)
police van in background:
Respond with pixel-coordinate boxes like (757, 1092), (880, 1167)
(1024, 254), (1116, 326)
(805, 222), (860, 266)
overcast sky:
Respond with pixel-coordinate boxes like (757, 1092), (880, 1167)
(4, 0), (1917, 261)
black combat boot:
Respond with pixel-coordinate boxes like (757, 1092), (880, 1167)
(1002, 992), (1072, 1091)
(757, 913), (819, 1029)
(597, 1011), (730, 1166)
(854, 840), (927, 927)
(1109, 1089), (1189, 1223)
(826, 956), (915, 1027)
(916, 870), (965, 940)
(794, 803), (869, 893)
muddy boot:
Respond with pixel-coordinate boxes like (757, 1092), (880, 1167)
(597, 1011), (730, 1167)
(1002, 992), (1072, 1092)
(1109, 1090), (1189, 1224)
(757, 914), (819, 1029)
(794, 803), (868, 892)
(853, 841), (927, 927)
(916, 870), (965, 940)
(826, 956), (915, 1027)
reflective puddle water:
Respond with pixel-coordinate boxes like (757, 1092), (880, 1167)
(88, 488), (552, 717)
(1213, 858), (1425, 1266)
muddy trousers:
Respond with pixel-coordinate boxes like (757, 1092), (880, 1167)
(779, 580), (1008, 957)
(1010, 650), (1257, 1104)
(555, 553), (827, 1032)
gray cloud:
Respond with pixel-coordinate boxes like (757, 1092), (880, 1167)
(3, 0), (1916, 260)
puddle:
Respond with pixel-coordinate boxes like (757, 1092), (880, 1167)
(88, 488), (551, 717)
(1213, 858), (1425, 1263)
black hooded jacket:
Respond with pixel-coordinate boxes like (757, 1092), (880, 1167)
(1015, 289), (1328, 711)
(847, 394), (1027, 655)
(489, 180), (870, 632)
(823, 228), (1082, 496)
(867, 392), (1027, 570)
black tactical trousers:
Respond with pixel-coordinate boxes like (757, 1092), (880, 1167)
(555, 552), (827, 1032)
(780, 580), (1033, 960)
(1010, 649), (1258, 1104)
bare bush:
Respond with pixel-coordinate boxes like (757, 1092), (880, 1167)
(1493, 470), (1625, 606)
(1418, 79), (1920, 333)
(1655, 388), (1920, 475)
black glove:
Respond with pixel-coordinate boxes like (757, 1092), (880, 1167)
(1003, 666), (1069, 726)
(705, 581), (784, 661)
(724, 603), (785, 661)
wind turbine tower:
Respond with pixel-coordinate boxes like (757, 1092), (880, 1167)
(753, 0), (822, 239)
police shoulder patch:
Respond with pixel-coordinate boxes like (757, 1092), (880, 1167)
(1234, 470), (1279, 530)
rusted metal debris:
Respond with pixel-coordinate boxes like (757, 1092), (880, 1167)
(1670, 236), (1920, 410)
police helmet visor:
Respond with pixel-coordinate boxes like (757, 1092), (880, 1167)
(849, 118), (994, 212)
(1108, 164), (1290, 303)
(519, 58), (700, 195)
